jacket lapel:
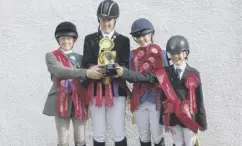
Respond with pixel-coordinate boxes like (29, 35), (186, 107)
(181, 64), (191, 80)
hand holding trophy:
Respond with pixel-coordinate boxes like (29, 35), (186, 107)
(115, 64), (124, 77)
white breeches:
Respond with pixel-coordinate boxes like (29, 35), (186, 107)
(133, 101), (164, 144)
(89, 96), (126, 142)
(170, 125), (197, 146)
(55, 116), (85, 146)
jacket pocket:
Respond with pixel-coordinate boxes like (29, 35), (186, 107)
(48, 90), (57, 96)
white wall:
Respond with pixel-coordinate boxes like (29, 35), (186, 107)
(0, 0), (242, 146)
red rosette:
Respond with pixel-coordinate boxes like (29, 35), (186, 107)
(147, 44), (162, 57)
(185, 73), (200, 114)
(185, 73), (200, 88)
(140, 62), (153, 73)
(137, 49), (145, 60)
(147, 56), (155, 64)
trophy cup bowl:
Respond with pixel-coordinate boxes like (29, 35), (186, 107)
(104, 51), (117, 76)
(98, 38), (117, 76)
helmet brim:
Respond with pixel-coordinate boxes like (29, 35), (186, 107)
(55, 32), (78, 39)
(130, 29), (154, 37)
(167, 49), (188, 54)
(98, 14), (118, 19)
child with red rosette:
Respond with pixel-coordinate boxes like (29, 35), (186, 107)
(117, 35), (207, 146)
(43, 21), (105, 146)
(119, 18), (167, 146)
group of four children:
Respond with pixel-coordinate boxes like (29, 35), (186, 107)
(42, 0), (207, 146)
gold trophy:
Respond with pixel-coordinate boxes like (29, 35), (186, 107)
(98, 38), (117, 77)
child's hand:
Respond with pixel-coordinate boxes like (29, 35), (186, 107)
(115, 64), (124, 77)
(86, 65), (106, 79)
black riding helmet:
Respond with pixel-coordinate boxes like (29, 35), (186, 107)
(97, 0), (119, 20)
(130, 18), (155, 37)
(55, 21), (78, 40)
(166, 35), (190, 56)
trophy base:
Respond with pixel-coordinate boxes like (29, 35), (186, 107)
(106, 64), (117, 76)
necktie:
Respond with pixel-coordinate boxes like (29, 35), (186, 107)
(175, 67), (182, 79)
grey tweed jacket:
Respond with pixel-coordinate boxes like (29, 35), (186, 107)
(42, 51), (87, 117)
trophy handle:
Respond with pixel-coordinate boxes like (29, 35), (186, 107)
(98, 38), (114, 65)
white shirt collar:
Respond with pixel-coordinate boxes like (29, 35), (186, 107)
(174, 62), (187, 79)
(101, 30), (115, 39)
(174, 62), (186, 71)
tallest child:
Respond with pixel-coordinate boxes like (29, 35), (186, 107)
(81, 0), (130, 146)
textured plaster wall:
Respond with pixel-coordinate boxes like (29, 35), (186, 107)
(0, 0), (242, 146)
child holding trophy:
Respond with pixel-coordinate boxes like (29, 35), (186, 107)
(43, 21), (105, 146)
(121, 18), (167, 146)
(81, 0), (130, 146)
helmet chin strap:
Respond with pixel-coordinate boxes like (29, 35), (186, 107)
(151, 33), (154, 43)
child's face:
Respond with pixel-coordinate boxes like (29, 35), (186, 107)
(100, 18), (115, 34)
(170, 51), (187, 66)
(135, 33), (152, 47)
(58, 36), (75, 51)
